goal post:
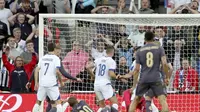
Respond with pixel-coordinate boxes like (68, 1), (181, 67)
(39, 14), (200, 112)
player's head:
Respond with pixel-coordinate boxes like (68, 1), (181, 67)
(144, 31), (155, 42)
(67, 96), (78, 107)
(106, 46), (115, 57)
(47, 43), (55, 52)
(54, 45), (61, 57)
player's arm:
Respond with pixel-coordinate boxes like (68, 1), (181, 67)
(161, 47), (170, 79)
(55, 57), (64, 86)
(132, 64), (140, 88)
(34, 66), (40, 84)
(56, 68), (63, 85)
(59, 61), (77, 81)
(167, 62), (173, 79)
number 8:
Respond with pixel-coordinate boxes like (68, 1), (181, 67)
(146, 52), (153, 67)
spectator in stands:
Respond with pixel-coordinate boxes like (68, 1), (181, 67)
(8, 13), (34, 40)
(11, 0), (39, 16)
(114, 38), (134, 68)
(55, 0), (71, 13)
(173, 58), (199, 92)
(13, 28), (26, 54)
(62, 40), (89, 78)
(170, 0), (191, 10)
(169, 0), (199, 14)
(20, 40), (37, 64)
(128, 26), (146, 47)
(26, 26), (39, 54)
(75, 0), (95, 14)
(154, 26), (168, 47)
(0, 0), (13, 35)
(131, 0), (154, 14)
(7, 37), (21, 60)
(113, 25), (128, 44)
(91, 6), (116, 14)
(0, 46), (10, 91)
(2, 45), (37, 93)
(115, 56), (130, 95)
(116, 0), (129, 14)
(0, 21), (8, 52)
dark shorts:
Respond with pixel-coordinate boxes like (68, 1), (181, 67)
(145, 89), (155, 98)
(136, 81), (167, 97)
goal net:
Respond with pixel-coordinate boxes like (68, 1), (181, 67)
(39, 14), (200, 112)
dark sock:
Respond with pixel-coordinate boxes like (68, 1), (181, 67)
(101, 107), (111, 112)
(49, 107), (57, 112)
(146, 100), (152, 112)
(46, 103), (52, 112)
(111, 106), (118, 112)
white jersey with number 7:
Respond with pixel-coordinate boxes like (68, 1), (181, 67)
(38, 54), (61, 87)
(94, 56), (116, 86)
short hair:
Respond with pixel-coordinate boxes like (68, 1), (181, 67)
(26, 40), (33, 45)
(144, 31), (155, 41)
(106, 46), (114, 54)
(47, 43), (55, 52)
(13, 27), (21, 33)
(7, 36), (15, 41)
(68, 96), (78, 107)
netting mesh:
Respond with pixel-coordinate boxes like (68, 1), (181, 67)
(41, 15), (200, 112)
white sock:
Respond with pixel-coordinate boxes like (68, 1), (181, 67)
(97, 108), (103, 112)
(32, 103), (40, 112)
(57, 104), (62, 112)
(151, 101), (159, 112)
(112, 104), (118, 110)
(62, 102), (69, 112)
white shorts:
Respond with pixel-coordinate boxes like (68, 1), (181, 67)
(37, 86), (60, 101)
(94, 84), (115, 101)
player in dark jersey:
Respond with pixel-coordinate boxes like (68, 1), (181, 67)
(128, 31), (170, 112)
(67, 96), (94, 112)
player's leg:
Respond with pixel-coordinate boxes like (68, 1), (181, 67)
(46, 96), (52, 112)
(151, 82), (168, 112)
(145, 89), (159, 112)
(129, 83), (149, 112)
(33, 86), (47, 112)
(94, 85), (107, 112)
(47, 86), (62, 112)
(103, 84), (118, 111)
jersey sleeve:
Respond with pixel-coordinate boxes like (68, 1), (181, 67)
(108, 59), (116, 71)
(160, 47), (166, 57)
(135, 51), (141, 64)
(55, 57), (61, 68)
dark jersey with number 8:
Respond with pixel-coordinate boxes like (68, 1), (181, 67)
(136, 43), (166, 83)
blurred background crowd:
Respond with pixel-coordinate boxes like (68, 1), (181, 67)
(0, 0), (200, 94)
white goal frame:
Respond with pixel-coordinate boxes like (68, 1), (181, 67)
(38, 14), (200, 59)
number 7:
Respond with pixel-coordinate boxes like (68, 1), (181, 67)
(44, 63), (49, 75)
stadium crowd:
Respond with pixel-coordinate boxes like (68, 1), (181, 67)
(0, 0), (200, 95)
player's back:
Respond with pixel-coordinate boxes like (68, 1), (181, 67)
(136, 43), (165, 83)
(72, 100), (93, 112)
(94, 56), (116, 86)
(38, 54), (60, 87)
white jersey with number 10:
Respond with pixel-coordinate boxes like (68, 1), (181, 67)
(94, 56), (116, 86)
(38, 54), (61, 87)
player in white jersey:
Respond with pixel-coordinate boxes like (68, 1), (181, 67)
(87, 46), (119, 112)
(32, 43), (63, 112)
